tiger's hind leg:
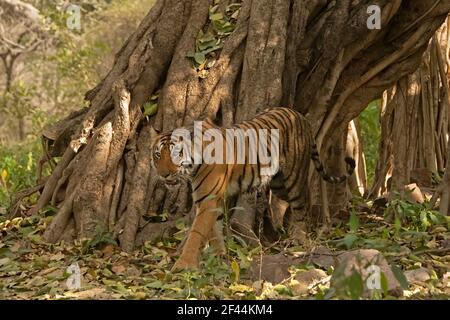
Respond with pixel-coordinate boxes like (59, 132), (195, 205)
(270, 169), (309, 242)
(269, 172), (292, 233)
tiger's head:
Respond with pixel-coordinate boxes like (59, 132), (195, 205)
(150, 127), (195, 186)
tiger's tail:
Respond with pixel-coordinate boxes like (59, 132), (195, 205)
(311, 144), (356, 183)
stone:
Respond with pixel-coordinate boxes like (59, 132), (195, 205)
(248, 247), (338, 283)
(404, 268), (430, 284)
(331, 249), (402, 297)
(310, 246), (336, 268)
(404, 183), (425, 204)
(247, 253), (292, 284)
(292, 269), (328, 295)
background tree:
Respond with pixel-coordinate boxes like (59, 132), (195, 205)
(370, 19), (450, 205)
(21, 0), (450, 252)
(0, 0), (155, 212)
(0, 0), (44, 140)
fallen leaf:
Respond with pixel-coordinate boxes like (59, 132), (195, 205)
(112, 264), (126, 275)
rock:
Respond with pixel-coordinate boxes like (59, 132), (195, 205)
(248, 253), (292, 284)
(404, 183), (425, 204)
(292, 269), (328, 295)
(404, 268), (430, 284)
(248, 247), (338, 283)
(310, 246), (336, 268)
(331, 249), (402, 297)
(410, 168), (433, 188)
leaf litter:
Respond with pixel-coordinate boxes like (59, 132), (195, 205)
(0, 196), (449, 300)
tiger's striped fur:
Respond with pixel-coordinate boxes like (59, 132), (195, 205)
(150, 107), (355, 270)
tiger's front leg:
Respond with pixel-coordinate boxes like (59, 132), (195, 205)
(172, 198), (221, 271)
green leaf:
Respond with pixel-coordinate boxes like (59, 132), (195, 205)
(349, 211), (359, 233)
(194, 52), (206, 65)
(347, 270), (364, 299)
(175, 219), (186, 231)
(0, 248), (13, 258)
(0, 257), (11, 267)
(143, 101), (158, 117)
(102, 268), (113, 277)
(380, 272), (389, 296)
(274, 284), (292, 296)
(394, 216), (402, 232)
(342, 234), (358, 249)
(231, 260), (240, 283)
(198, 40), (218, 51)
(146, 280), (163, 289)
(198, 32), (216, 44)
(210, 13), (224, 21)
(229, 283), (253, 293)
(391, 264), (409, 289)
(214, 21), (235, 35)
(226, 3), (242, 13)
(202, 45), (223, 55)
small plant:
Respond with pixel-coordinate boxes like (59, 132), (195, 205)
(0, 140), (42, 209)
(187, 2), (242, 78)
(81, 225), (117, 254)
(143, 91), (159, 118)
(335, 210), (361, 249)
(385, 197), (449, 232)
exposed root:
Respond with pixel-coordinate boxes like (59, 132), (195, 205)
(43, 193), (75, 243)
(109, 160), (124, 231)
(31, 147), (76, 215)
(8, 179), (47, 218)
(119, 124), (155, 252)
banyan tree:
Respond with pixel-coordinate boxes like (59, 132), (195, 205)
(12, 1), (450, 251)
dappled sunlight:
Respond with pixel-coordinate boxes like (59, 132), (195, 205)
(1, 0), (450, 301)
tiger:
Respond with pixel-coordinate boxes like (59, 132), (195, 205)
(150, 107), (356, 270)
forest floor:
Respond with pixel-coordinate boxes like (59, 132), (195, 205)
(0, 196), (449, 300)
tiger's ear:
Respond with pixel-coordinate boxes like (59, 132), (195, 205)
(149, 126), (160, 146)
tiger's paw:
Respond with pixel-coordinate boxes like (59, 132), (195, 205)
(171, 256), (199, 272)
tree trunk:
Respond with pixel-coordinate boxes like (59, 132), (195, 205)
(370, 19), (450, 199)
(24, 0), (450, 251)
(347, 119), (368, 197)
